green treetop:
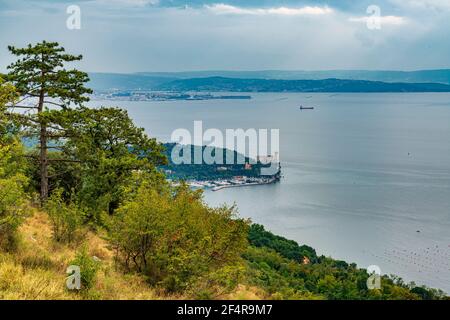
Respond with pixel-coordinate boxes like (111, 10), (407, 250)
(5, 41), (92, 203)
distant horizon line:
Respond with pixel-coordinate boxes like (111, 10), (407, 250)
(87, 68), (450, 75)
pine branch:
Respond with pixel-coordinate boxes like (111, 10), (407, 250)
(47, 158), (81, 163)
(43, 100), (65, 107)
(7, 105), (37, 109)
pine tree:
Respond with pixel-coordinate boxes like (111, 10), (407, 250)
(5, 41), (92, 203)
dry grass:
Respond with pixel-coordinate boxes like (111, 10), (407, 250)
(0, 255), (73, 300)
(0, 209), (266, 300)
(220, 285), (267, 300)
(0, 209), (158, 300)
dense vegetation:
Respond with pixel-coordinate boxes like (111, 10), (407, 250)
(109, 183), (249, 294)
(245, 225), (446, 300)
(0, 42), (447, 300)
(161, 143), (266, 181)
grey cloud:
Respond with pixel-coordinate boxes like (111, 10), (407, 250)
(0, 0), (448, 73)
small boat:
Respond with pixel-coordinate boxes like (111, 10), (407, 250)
(300, 105), (314, 110)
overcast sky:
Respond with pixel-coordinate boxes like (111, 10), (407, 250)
(0, 0), (449, 73)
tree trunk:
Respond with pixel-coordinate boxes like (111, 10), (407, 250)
(39, 122), (48, 204)
(38, 78), (48, 205)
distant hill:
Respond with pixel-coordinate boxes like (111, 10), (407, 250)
(138, 69), (450, 84)
(157, 77), (450, 93)
(88, 70), (450, 92)
(161, 143), (270, 181)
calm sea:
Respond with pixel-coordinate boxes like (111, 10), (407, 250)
(90, 93), (450, 293)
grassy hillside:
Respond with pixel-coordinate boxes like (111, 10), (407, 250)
(0, 209), (159, 300)
(0, 208), (270, 300)
(1, 205), (446, 300)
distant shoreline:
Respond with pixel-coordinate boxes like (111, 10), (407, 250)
(91, 91), (252, 102)
(88, 71), (450, 93)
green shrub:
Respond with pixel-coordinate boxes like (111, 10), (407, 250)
(191, 264), (246, 299)
(45, 189), (84, 243)
(0, 137), (28, 252)
(109, 184), (249, 293)
(0, 174), (28, 251)
(70, 246), (101, 290)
